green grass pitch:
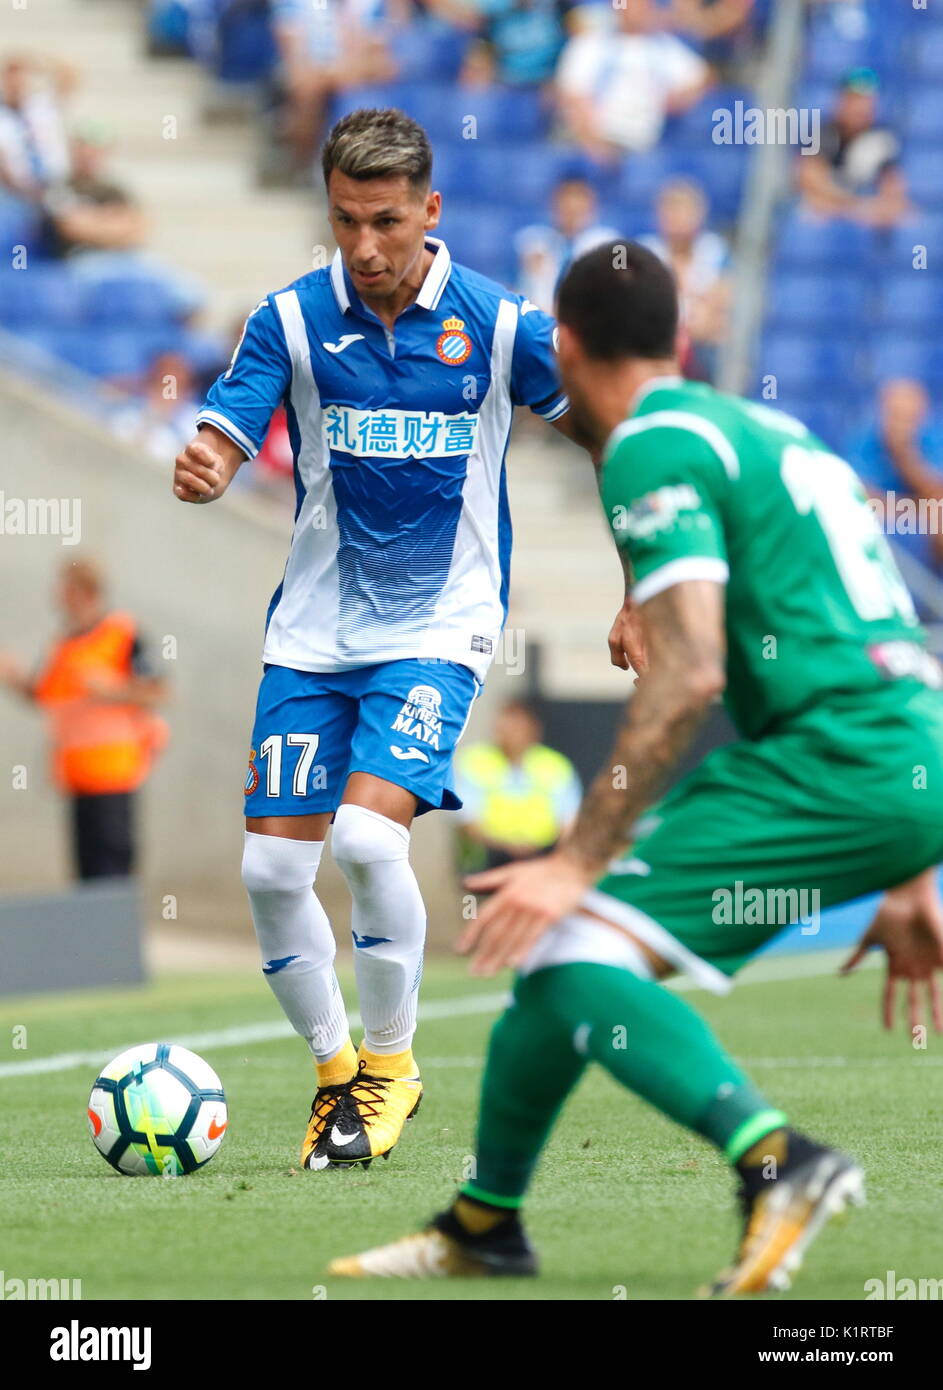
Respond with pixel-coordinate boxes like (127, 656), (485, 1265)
(0, 954), (938, 1301)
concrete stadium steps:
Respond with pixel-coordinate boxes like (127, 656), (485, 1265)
(505, 440), (633, 698)
(12, 0), (318, 324)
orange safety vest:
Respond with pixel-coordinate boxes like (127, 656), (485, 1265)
(33, 612), (168, 795)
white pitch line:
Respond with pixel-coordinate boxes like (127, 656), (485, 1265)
(0, 947), (881, 1082)
(0, 993), (509, 1081)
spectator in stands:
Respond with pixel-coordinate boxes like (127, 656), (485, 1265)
(639, 177), (729, 381)
(668, 0), (755, 41)
(0, 54), (73, 196)
(271, 0), (396, 168)
(43, 122), (147, 257)
(514, 176), (621, 312)
(555, 0), (712, 163)
(111, 352), (202, 464)
(453, 699), (582, 874)
(445, 0), (598, 89)
(796, 67), (910, 228)
(848, 378), (943, 574)
(41, 121), (207, 324)
(0, 558), (169, 880)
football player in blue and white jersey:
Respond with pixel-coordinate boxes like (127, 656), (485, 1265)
(172, 106), (594, 1172)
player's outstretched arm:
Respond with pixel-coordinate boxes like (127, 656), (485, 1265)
(173, 425), (246, 504)
(842, 867), (943, 1034)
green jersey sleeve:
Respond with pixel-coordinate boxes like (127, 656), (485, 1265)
(600, 420), (731, 603)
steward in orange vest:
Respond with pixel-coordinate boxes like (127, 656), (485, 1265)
(0, 560), (168, 879)
(34, 610), (168, 796)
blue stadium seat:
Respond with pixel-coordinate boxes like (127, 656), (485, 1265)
(804, 30), (875, 85)
(908, 26), (943, 80)
(661, 88), (751, 151)
(771, 214), (872, 271)
(79, 277), (183, 326)
(331, 83), (547, 146)
(437, 204), (520, 284)
(869, 334), (937, 383)
(903, 148), (943, 207)
(901, 87), (943, 142)
(0, 194), (43, 257)
(389, 23), (474, 84)
(759, 332), (862, 392)
(875, 274), (943, 332)
(668, 145), (747, 221)
(766, 274), (868, 331)
(615, 149), (674, 208)
(432, 142), (564, 213)
(0, 267), (85, 327)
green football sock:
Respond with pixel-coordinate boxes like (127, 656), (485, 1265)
(461, 962), (786, 1209)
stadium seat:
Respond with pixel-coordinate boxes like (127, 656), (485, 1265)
(431, 142), (561, 209)
(903, 149), (943, 208)
(907, 26), (943, 80)
(875, 275), (943, 333)
(331, 83), (547, 146)
(771, 214), (872, 271)
(0, 195), (44, 261)
(766, 275), (869, 332)
(759, 332), (862, 393)
(389, 21), (471, 84)
(79, 277), (185, 326)
(869, 334), (937, 383)
(0, 267), (85, 327)
(901, 87), (943, 142)
(437, 204), (520, 284)
(661, 88), (751, 151)
(668, 145), (746, 221)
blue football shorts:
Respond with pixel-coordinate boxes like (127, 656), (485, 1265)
(243, 657), (481, 817)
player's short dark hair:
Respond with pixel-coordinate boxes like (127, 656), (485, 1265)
(556, 241), (679, 362)
(321, 108), (433, 193)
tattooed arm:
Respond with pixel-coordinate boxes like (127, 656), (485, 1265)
(459, 580), (727, 974)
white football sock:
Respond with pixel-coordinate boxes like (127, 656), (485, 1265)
(241, 831), (349, 1062)
(331, 804), (426, 1057)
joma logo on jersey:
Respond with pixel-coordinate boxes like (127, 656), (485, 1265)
(612, 485), (703, 539)
(391, 684), (443, 749)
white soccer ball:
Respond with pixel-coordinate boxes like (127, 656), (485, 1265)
(87, 1043), (228, 1176)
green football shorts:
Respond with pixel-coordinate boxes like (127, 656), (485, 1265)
(588, 683), (943, 990)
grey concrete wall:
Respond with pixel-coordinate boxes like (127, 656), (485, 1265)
(0, 880), (145, 997)
(0, 371), (499, 948)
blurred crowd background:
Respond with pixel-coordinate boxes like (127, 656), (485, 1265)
(1, 0), (940, 553)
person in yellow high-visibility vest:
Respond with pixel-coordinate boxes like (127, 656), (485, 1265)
(454, 699), (582, 873)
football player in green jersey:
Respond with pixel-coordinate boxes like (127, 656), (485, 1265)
(328, 242), (943, 1294)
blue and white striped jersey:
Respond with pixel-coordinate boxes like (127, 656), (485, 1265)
(197, 237), (568, 680)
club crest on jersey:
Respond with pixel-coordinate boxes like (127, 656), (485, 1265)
(390, 684), (443, 749)
(436, 316), (472, 366)
(245, 749), (259, 796)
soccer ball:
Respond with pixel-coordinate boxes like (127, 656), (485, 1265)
(87, 1043), (227, 1176)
